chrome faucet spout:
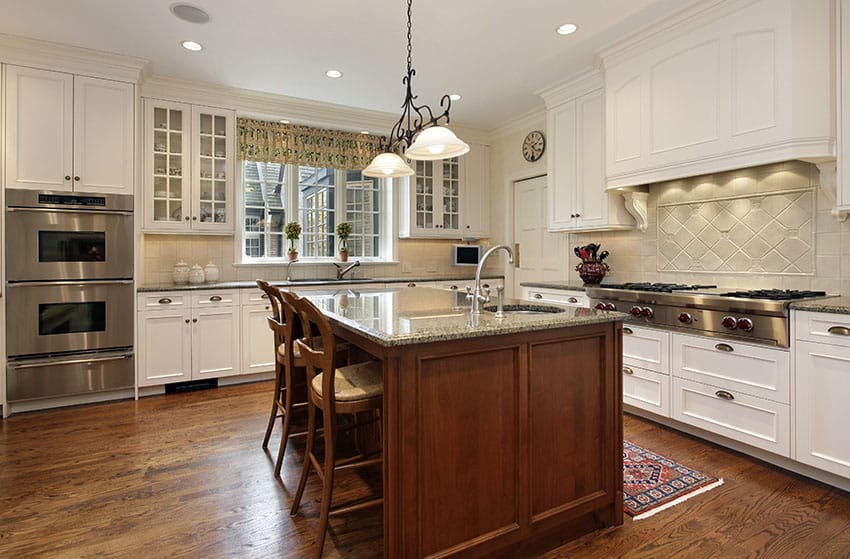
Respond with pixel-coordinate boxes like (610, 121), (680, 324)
(333, 260), (361, 280)
(471, 245), (514, 315)
(285, 258), (299, 281)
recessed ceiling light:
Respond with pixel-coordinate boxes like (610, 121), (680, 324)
(279, 119), (290, 124)
(170, 3), (210, 24)
(449, 94), (462, 101)
(181, 40), (203, 52)
(325, 69), (343, 79)
(556, 23), (578, 36)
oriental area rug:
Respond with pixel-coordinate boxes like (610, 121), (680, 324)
(623, 440), (724, 520)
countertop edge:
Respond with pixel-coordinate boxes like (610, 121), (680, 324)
(519, 282), (587, 292)
(790, 297), (850, 315)
(138, 275), (504, 293)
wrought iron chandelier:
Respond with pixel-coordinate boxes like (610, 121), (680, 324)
(363, 0), (469, 178)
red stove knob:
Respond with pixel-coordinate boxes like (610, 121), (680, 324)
(595, 303), (606, 310)
(678, 312), (693, 324)
(604, 303), (616, 311)
(640, 307), (654, 318)
(737, 317), (754, 332)
(630, 306), (642, 316)
(721, 315), (738, 329)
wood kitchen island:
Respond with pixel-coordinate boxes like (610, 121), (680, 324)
(303, 287), (625, 558)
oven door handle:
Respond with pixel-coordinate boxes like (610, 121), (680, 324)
(6, 207), (133, 216)
(8, 351), (133, 370)
(6, 280), (134, 287)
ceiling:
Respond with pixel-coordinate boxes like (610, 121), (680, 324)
(0, 0), (688, 130)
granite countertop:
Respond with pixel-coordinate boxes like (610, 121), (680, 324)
(303, 286), (626, 347)
(520, 281), (587, 291)
(138, 275), (501, 293)
(790, 297), (850, 315)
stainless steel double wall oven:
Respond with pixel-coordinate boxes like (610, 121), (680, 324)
(5, 190), (135, 403)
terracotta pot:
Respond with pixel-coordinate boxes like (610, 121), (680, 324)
(339, 250), (349, 262)
(576, 261), (609, 285)
(288, 251), (298, 261)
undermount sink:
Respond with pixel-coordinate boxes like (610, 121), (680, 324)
(482, 304), (566, 315)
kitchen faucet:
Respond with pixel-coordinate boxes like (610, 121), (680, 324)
(333, 260), (360, 280)
(285, 258), (298, 281)
(470, 245), (514, 315)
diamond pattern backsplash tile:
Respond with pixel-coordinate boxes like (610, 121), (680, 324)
(657, 188), (815, 275)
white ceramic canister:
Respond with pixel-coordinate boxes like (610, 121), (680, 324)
(188, 264), (205, 285)
(204, 261), (220, 283)
(172, 260), (190, 284)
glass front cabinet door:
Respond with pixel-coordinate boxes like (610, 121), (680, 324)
(401, 157), (463, 238)
(143, 99), (234, 233)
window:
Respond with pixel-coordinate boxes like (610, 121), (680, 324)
(239, 162), (388, 261)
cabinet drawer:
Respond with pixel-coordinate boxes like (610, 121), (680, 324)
(241, 288), (272, 305)
(623, 325), (670, 374)
(138, 292), (188, 309)
(795, 340), (850, 479)
(672, 333), (790, 404)
(623, 364), (670, 417)
(672, 377), (790, 457)
(191, 291), (237, 307)
(522, 287), (588, 307)
(795, 310), (850, 348)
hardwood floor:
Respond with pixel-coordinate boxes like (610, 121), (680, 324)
(0, 381), (848, 558)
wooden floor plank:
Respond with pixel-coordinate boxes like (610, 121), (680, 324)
(1, 381), (848, 558)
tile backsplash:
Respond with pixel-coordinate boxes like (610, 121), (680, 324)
(569, 160), (850, 294)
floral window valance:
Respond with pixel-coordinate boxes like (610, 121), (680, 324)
(236, 118), (385, 170)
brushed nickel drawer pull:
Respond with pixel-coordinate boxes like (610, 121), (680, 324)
(715, 390), (735, 401)
(209, 295), (223, 302)
(715, 343), (734, 352)
(623, 366), (634, 375)
(158, 297), (173, 305)
(568, 297), (578, 303)
(449, 285), (458, 290)
(827, 326), (850, 337)
(623, 327), (633, 335)
(534, 293), (543, 299)
(407, 283), (416, 287)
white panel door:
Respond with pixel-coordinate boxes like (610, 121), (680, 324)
(137, 309), (192, 386)
(513, 175), (565, 294)
(795, 340), (850, 478)
(4, 65), (73, 191)
(241, 303), (276, 375)
(192, 306), (240, 378)
(73, 76), (134, 194)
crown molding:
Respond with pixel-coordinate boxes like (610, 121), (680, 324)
(596, 0), (758, 69)
(536, 67), (604, 108)
(489, 106), (546, 139)
(0, 33), (148, 83)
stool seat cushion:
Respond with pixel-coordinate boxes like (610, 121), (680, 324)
(277, 343), (302, 361)
(311, 360), (383, 402)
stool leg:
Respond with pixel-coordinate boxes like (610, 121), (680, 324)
(290, 396), (316, 516)
(262, 363), (283, 449)
(274, 369), (294, 477)
(314, 409), (336, 559)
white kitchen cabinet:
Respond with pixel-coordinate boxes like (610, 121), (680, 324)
(540, 73), (634, 232)
(137, 291), (240, 386)
(601, 0), (834, 189)
(795, 311), (850, 478)
(520, 286), (588, 308)
(399, 143), (490, 239)
(622, 325), (671, 416)
(4, 65), (134, 194)
(142, 99), (234, 233)
(240, 289), (276, 375)
(839, 0), (850, 214)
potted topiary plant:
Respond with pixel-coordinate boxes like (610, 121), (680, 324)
(285, 221), (301, 261)
(336, 221), (352, 262)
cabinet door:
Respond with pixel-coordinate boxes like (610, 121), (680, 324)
(137, 308), (192, 386)
(574, 90), (608, 229)
(403, 157), (462, 238)
(192, 305), (240, 379)
(4, 65), (73, 191)
(461, 145), (490, 238)
(795, 340), (850, 478)
(73, 76), (134, 194)
(144, 100), (191, 230)
(241, 303), (276, 375)
(623, 364), (670, 417)
(623, 325), (670, 374)
(547, 100), (577, 230)
(191, 105), (234, 232)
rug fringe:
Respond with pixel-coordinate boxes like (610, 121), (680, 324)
(632, 478), (725, 521)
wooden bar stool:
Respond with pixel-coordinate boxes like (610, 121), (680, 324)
(256, 280), (309, 477)
(288, 294), (383, 559)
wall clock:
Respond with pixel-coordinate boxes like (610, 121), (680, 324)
(522, 130), (545, 162)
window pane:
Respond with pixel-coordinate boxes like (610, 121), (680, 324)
(299, 166), (335, 257)
(242, 161), (286, 258)
(344, 171), (380, 257)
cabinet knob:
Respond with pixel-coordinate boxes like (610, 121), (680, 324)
(575, 213), (581, 218)
(192, 318), (198, 323)
(192, 216), (198, 221)
(569, 214), (576, 218)
(65, 175), (71, 181)
(74, 176), (80, 181)
(185, 319), (190, 324)
(185, 216), (190, 221)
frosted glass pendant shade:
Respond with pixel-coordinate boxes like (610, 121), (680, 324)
(405, 126), (470, 160)
(363, 152), (415, 178)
